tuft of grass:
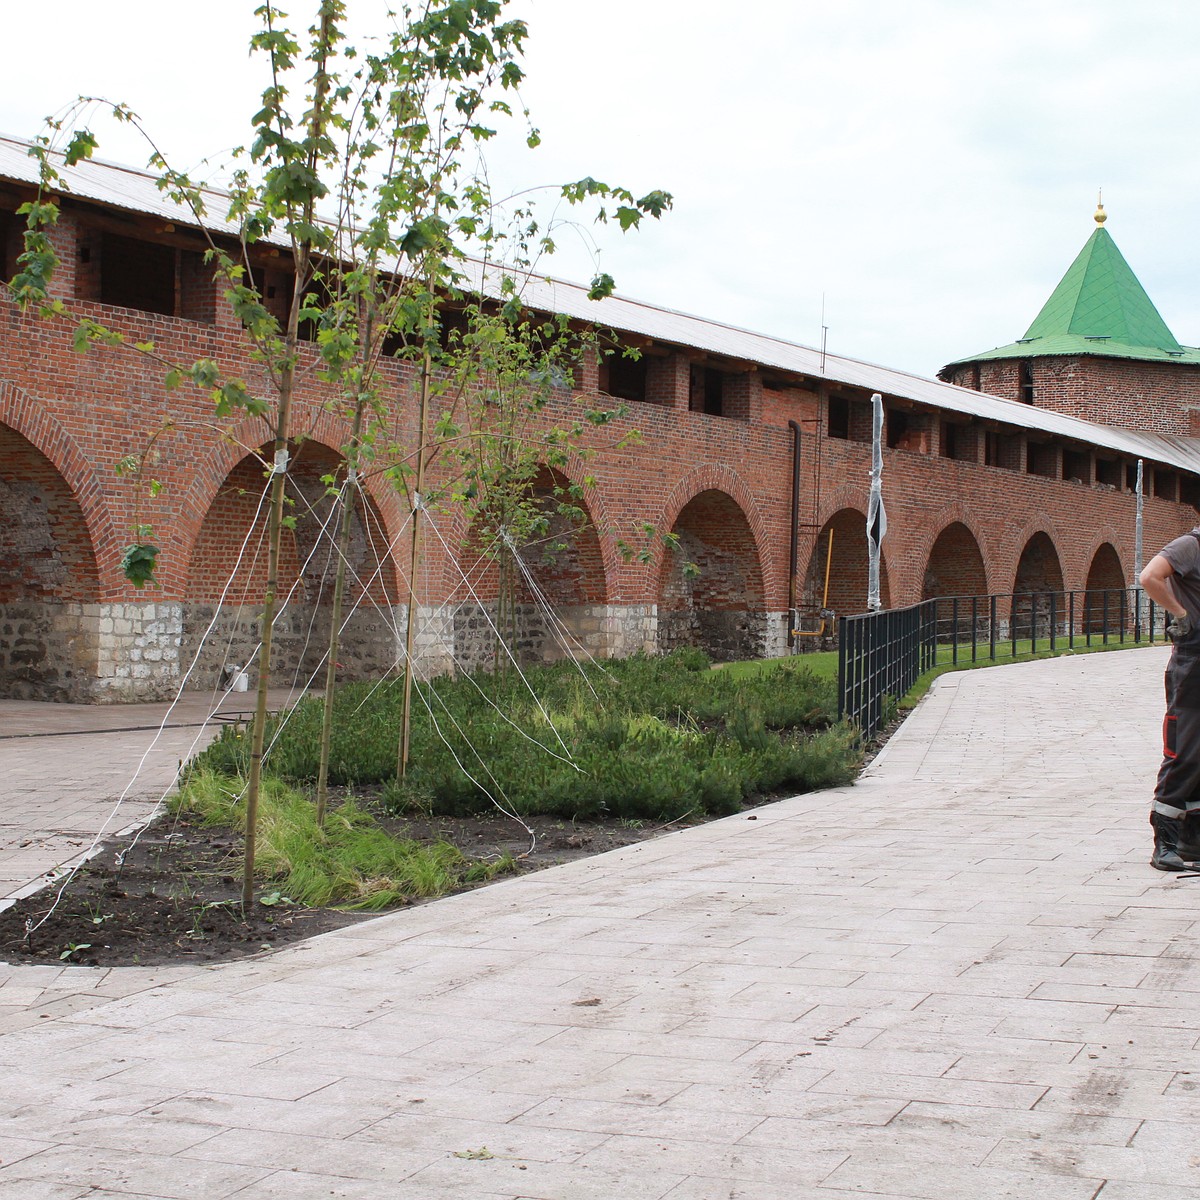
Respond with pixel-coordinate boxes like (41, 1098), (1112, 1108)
(172, 769), (517, 909)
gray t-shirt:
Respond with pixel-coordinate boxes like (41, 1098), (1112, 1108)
(1161, 528), (1200, 620)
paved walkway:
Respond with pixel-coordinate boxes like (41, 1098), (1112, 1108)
(1, 647), (1197, 1199)
(0, 688), (306, 903)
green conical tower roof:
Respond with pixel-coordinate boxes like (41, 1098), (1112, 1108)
(941, 203), (1200, 372)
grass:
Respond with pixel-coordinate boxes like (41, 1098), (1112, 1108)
(173, 770), (516, 908)
(716, 651), (838, 682)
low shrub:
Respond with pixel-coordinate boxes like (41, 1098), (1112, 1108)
(189, 650), (860, 821)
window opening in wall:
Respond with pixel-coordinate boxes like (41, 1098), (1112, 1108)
(601, 353), (648, 403)
(297, 267), (335, 342)
(689, 364), (724, 415)
(1181, 475), (1200, 509)
(250, 264), (292, 330)
(1019, 360), (1035, 404)
(1154, 470), (1178, 502)
(1126, 462), (1140, 491)
(1095, 458), (1122, 490)
(1026, 441), (1056, 478)
(942, 420), (976, 463)
(1062, 448), (1090, 485)
(827, 395), (849, 439)
(885, 408), (909, 450)
(0, 207), (14, 281)
(971, 363), (981, 391)
(98, 232), (176, 316)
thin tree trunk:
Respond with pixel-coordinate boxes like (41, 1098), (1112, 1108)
(242, 336), (299, 908)
(241, 3), (334, 905)
(398, 338), (432, 780)
(314, 399), (364, 826)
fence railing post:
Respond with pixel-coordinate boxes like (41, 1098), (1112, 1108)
(837, 586), (1150, 742)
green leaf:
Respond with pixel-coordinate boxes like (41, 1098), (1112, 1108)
(120, 542), (161, 589)
(587, 273), (615, 301)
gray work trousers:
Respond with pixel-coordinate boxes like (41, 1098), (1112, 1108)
(1154, 636), (1200, 818)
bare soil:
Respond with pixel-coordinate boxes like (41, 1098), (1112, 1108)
(0, 805), (685, 969)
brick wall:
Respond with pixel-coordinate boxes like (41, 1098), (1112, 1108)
(948, 355), (1200, 437)
(3, 199), (1200, 698)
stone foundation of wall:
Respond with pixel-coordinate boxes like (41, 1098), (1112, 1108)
(0, 600), (187, 702)
(95, 601), (183, 701)
(451, 603), (660, 672)
(0, 601), (100, 702)
(658, 606), (768, 662)
(180, 603), (404, 691)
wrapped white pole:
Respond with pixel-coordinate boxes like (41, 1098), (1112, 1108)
(1134, 458), (1144, 584)
(867, 392), (886, 612)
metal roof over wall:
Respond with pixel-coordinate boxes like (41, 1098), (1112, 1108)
(4, 132), (1200, 477)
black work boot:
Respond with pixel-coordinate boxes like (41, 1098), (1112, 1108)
(1151, 812), (1189, 871)
(1179, 815), (1200, 862)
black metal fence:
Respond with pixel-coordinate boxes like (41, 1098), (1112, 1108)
(838, 588), (1168, 738)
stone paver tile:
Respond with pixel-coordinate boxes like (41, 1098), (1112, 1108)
(664, 1183), (916, 1200)
(589, 1052), (787, 1088)
(733, 1042), (959, 1079)
(513, 1095), (765, 1144)
(945, 1055), (1173, 1092)
(1094, 1185), (1200, 1199)
(0, 1134), (55, 1167)
(669, 1012), (879, 1048)
(573, 1133), (850, 1191)
(2, 1107), (218, 1155)
(179, 1127), (438, 1182)
(144, 1091), (384, 1139)
(103, 1058), (343, 1101)
(893, 1099), (1141, 1145)
(540, 1026), (760, 1062)
(462, 1061), (692, 1107)
(0, 1181), (92, 1199)
(393, 1154), (684, 1200)
(359, 1111), (612, 1163)
(809, 1069), (1047, 1109)
(820, 1155), (1103, 1199)
(982, 1134), (1191, 1187)
(0, 1146), (267, 1199)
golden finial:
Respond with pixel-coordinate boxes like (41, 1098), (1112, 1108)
(1095, 189), (1106, 226)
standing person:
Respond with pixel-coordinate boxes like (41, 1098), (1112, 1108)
(1141, 529), (1200, 870)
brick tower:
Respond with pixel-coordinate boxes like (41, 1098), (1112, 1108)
(940, 201), (1200, 437)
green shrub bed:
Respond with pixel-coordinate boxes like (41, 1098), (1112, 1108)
(190, 650), (861, 822)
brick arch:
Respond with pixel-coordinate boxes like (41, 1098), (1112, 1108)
(1083, 541), (1127, 633)
(656, 463), (775, 601)
(176, 413), (406, 596)
(184, 435), (400, 603)
(451, 464), (608, 607)
(921, 521), (989, 600)
(1014, 531), (1066, 594)
(437, 456), (618, 604)
(0, 379), (118, 594)
(657, 481), (769, 662)
(803, 507), (891, 619)
(988, 518), (1061, 598)
(443, 462), (613, 671)
(1074, 525), (1129, 592)
(909, 504), (995, 600)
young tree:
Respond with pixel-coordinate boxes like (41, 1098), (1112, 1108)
(9, 0), (670, 904)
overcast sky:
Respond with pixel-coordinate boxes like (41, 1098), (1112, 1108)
(5, 0), (1198, 377)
